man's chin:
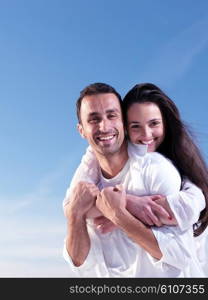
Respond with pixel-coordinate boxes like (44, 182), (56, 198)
(96, 146), (120, 156)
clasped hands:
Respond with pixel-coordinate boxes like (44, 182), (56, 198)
(68, 181), (177, 234)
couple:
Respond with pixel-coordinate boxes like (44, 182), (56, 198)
(63, 82), (208, 277)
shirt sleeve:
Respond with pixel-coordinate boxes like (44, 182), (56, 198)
(62, 239), (97, 277)
(144, 152), (181, 195)
(166, 179), (206, 231)
(151, 226), (196, 271)
(144, 153), (198, 271)
(63, 146), (99, 207)
(63, 224), (110, 277)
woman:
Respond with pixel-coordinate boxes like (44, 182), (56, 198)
(122, 83), (208, 237)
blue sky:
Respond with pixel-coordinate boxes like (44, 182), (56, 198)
(0, 0), (208, 277)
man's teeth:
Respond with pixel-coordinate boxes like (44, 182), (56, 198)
(99, 135), (114, 141)
(141, 140), (154, 145)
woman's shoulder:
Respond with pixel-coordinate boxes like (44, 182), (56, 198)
(146, 152), (177, 172)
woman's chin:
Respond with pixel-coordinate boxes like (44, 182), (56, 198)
(147, 144), (156, 152)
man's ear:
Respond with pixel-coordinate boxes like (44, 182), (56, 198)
(77, 123), (86, 138)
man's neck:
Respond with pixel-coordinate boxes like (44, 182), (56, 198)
(95, 141), (129, 179)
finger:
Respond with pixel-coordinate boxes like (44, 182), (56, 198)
(150, 195), (163, 201)
(140, 214), (154, 226)
(101, 223), (117, 234)
(98, 222), (116, 234)
(91, 187), (100, 195)
(144, 209), (162, 227)
(96, 192), (102, 201)
(151, 202), (171, 219)
(113, 184), (123, 192)
(93, 216), (108, 225)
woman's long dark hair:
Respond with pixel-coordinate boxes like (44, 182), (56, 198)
(123, 83), (208, 236)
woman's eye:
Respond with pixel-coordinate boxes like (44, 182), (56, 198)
(130, 125), (140, 129)
(151, 121), (160, 126)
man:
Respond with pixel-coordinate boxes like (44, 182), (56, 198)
(63, 83), (203, 277)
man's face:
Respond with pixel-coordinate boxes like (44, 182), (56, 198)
(78, 93), (125, 157)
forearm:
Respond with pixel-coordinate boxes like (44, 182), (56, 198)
(64, 181), (100, 267)
(66, 213), (90, 266)
(65, 201), (102, 219)
(126, 193), (177, 226)
(112, 209), (162, 259)
(86, 206), (103, 218)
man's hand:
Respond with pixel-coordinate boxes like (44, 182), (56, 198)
(65, 181), (100, 219)
(94, 191), (178, 233)
(96, 185), (126, 223)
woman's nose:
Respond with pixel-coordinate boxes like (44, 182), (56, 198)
(141, 127), (152, 139)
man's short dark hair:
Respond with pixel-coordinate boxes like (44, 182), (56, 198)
(76, 82), (122, 123)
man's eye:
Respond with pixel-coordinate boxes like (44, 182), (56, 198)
(108, 114), (117, 119)
(89, 118), (99, 123)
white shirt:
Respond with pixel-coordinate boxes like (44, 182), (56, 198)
(63, 143), (205, 231)
(63, 143), (205, 277)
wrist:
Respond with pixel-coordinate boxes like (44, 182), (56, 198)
(112, 207), (129, 226)
(126, 194), (139, 209)
(67, 202), (87, 220)
(67, 211), (87, 228)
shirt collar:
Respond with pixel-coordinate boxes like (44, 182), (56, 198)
(127, 141), (148, 158)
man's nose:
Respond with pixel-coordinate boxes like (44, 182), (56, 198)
(99, 118), (111, 132)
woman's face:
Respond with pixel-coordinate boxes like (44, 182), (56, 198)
(127, 102), (165, 152)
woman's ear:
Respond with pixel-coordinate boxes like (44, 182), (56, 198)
(77, 123), (86, 138)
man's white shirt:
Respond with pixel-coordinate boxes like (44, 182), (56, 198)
(63, 143), (206, 277)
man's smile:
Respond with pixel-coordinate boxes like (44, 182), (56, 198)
(97, 134), (116, 142)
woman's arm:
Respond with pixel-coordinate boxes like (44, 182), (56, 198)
(63, 146), (101, 217)
(166, 179), (206, 231)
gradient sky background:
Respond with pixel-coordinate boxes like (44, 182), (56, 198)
(0, 0), (208, 277)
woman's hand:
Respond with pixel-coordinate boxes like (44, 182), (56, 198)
(126, 194), (177, 226)
(93, 216), (117, 234)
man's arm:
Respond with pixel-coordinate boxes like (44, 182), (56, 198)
(65, 181), (99, 266)
(93, 193), (177, 234)
(115, 209), (162, 259)
(143, 153), (197, 270)
(96, 186), (162, 259)
(66, 212), (90, 266)
(94, 180), (205, 233)
(97, 154), (198, 271)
